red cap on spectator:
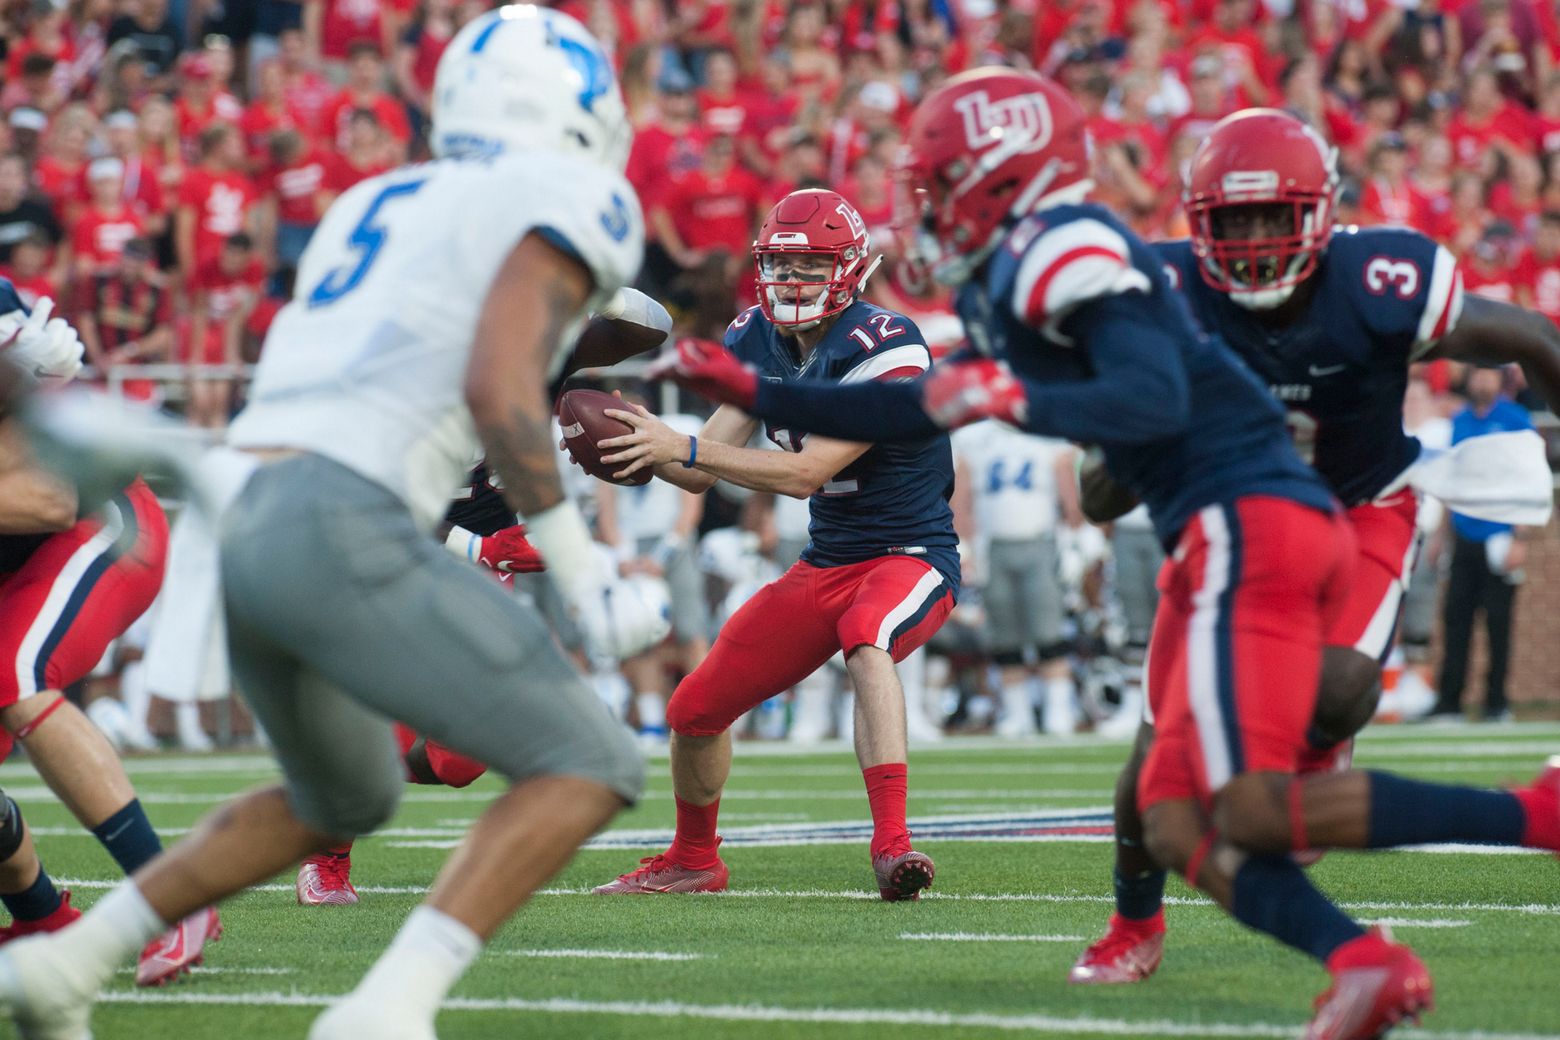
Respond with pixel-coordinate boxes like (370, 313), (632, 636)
(179, 53), (214, 78)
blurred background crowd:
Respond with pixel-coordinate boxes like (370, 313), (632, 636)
(8, 0), (1556, 749)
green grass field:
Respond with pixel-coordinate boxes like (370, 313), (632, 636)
(5, 722), (1559, 1039)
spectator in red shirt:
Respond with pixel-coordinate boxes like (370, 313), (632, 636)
(173, 52), (244, 163)
(75, 235), (173, 400)
(1361, 132), (1431, 229)
(394, 0), (472, 140)
(241, 59), (304, 170)
(7, 4), (76, 86)
(184, 232), (264, 428)
(261, 129), (328, 271)
(72, 157), (145, 280)
(1167, 54), (1237, 146)
(304, 0), (413, 67)
(1447, 65), (1534, 172)
(1531, 70), (1560, 156)
(624, 81), (704, 219)
(176, 123), (258, 284)
(738, 52), (804, 173)
(651, 132), (765, 273)
(99, 109), (168, 237)
(1186, 0), (1272, 107)
(322, 109), (395, 203)
(321, 42), (411, 161)
(0, 233), (58, 311)
(136, 96), (186, 204)
(1489, 150), (1544, 235)
(279, 27), (335, 135)
(34, 105), (95, 221)
(766, 133), (827, 205)
(1515, 209), (1560, 323)
(1462, 220), (1523, 301)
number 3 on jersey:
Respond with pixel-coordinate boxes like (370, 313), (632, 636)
(308, 179), (427, 308)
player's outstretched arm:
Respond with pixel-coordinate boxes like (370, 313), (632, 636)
(1427, 294), (1560, 412)
(559, 287), (672, 379)
(466, 232), (598, 574)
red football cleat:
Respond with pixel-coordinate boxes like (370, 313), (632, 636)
(0, 890), (80, 944)
(1306, 928), (1433, 1040)
(135, 906), (222, 987)
(872, 849), (935, 902)
(1069, 911), (1166, 984)
(592, 853), (729, 894)
(297, 851), (360, 906)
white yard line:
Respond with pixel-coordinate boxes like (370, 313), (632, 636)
(115, 966), (294, 976)
(898, 933), (1085, 943)
(1363, 919), (1473, 929)
(501, 949), (706, 961)
(88, 989), (1560, 1040)
(53, 877), (1560, 914)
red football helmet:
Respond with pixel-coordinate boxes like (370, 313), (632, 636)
(753, 189), (880, 329)
(1184, 109), (1340, 310)
(896, 67), (1093, 285)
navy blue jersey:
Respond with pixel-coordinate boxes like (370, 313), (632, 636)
(724, 300), (960, 592)
(969, 202), (1333, 548)
(1154, 227), (1463, 506)
(443, 461), (514, 537)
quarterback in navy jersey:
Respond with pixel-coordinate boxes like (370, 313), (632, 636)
(659, 72), (1560, 1040)
(584, 189), (956, 902)
(1073, 109), (1560, 992)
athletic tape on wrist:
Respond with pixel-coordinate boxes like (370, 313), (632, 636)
(525, 501), (601, 604)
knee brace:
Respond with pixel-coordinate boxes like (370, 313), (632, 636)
(990, 648), (1026, 668)
(1037, 640), (1072, 664)
(0, 794), (24, 862)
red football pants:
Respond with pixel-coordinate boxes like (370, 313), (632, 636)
(668, 556), (954, 736)
(1139, 497), (1354, 811)
(0, 479), (167, 708)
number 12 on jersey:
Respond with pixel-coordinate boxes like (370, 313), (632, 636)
(307, 179), (427, 308)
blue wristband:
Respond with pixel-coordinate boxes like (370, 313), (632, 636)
(682, 435), (698, 468)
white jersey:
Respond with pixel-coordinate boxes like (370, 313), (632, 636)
(616, 413), (702, 544)
(953, 420), (1066, 541)
(230, 152), (643, 532)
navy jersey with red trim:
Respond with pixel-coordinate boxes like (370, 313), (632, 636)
(1153, 227), (1463, 506)
(723, 299), (960, 592)
(443, 461), (513, 537)
(971, 202), (1333, 548)
(0, 276), (54, 574)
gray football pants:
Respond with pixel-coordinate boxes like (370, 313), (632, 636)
(219, 454), (644, 839)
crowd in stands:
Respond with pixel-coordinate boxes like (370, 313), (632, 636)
(5, 0), (1553, 746)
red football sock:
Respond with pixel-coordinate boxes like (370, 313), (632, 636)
(667, 796), (722, 868)
(1516, 783), (1560, 850)
(863, 763), (911, 859)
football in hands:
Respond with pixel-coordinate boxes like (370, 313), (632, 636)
(558, 388), (652, 487)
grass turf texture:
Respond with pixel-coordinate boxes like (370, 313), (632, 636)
(5, 723), (1558, 1039)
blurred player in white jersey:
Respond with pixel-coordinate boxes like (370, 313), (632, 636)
(953, 421), (1082, 736)
(0, 9), (665, 1040)
(596, 398), (709, 741)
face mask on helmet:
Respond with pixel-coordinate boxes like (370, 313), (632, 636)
(1191, 197), (1331, 310)
(757, 250), (848, 329)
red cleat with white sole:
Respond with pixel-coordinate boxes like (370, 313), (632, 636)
(1306, 927), (1433, 1040)
(1069, 911), (1165, 984)
(592, 853), (729, 894)
(872, 849), (935, 902)
(297, 852), (360, 906)
(136, 906), (222, 987)
(0, 890), (80, 944)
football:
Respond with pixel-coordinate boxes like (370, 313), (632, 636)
(558, 388), (653, 487)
